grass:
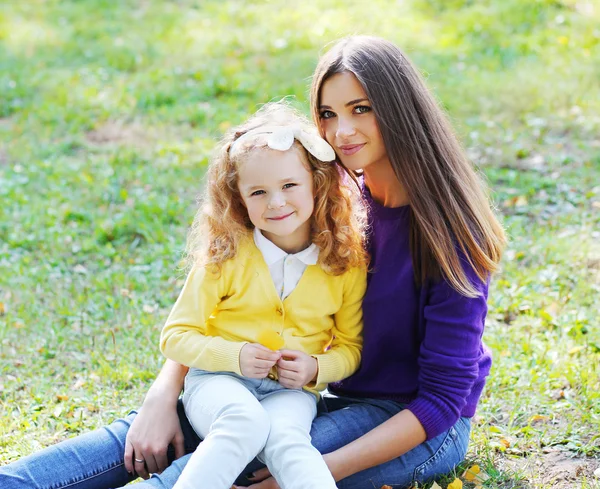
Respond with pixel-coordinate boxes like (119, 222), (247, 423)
(1, 0), (599, 487)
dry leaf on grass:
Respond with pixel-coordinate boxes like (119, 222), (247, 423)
(447, 477), (463, 489)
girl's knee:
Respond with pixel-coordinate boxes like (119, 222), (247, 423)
(218, 401), (271, 446)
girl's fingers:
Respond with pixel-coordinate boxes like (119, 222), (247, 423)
(277, 359), (299, 372)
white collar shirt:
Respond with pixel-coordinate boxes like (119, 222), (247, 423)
(253, 227), (319, 300)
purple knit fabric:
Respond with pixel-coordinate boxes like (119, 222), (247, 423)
(330, 186), (492, 440)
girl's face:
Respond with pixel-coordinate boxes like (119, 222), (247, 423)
(237, 147), (314, 254)
(318, 71), (388, 173)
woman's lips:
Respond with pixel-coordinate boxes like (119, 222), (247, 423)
(339, 143), (366, 156)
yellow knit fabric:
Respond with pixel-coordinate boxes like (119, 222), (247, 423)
(160, 236), (365, 396)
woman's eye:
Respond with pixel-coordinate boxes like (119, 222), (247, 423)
(283, 183), (296, 190)
(250, 190), (265, 196)
(319, 110), (335, 119)
(354, 105), (371, 114)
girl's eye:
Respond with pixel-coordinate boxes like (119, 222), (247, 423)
(250, 190), (265, 196)
(283, 183), (296, 190)
(354, 105), (371, 114)
(319, 110), (335, 119)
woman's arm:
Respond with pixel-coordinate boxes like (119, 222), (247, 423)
(124, 359), (189, 479)
(323, 409), (426, 481)
(245, 409), (427, 489)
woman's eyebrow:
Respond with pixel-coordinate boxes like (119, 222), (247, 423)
(319, 98), (369, 110)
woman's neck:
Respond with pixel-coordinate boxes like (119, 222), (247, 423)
(363, 160), (409, 208)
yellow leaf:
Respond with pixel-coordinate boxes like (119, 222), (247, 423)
(56, 394), (69, 401)
(568, 345), (584, 355)
(500, 438), (511, 448)
(463, 464), (480, 481)
(530, 414), (550, 423)
(447, 478), (463, 489)
(257, 329), (285, 351)
(0, 302), (5, 315)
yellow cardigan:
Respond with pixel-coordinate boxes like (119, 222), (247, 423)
(160, 236), (366, 395)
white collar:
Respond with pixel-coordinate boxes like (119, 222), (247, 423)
(253, 228), (319, 266)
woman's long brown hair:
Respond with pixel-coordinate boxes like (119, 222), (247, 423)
(311, 36), (506, 297)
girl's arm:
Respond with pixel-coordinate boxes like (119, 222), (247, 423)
(124, 359), (189, 478)
(311, 267), (366, 387)
(160, 265), (247, 375)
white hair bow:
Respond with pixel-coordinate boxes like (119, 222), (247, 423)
(229, 125), (336, 162)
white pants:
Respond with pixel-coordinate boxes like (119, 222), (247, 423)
(173, 371), (337, 489)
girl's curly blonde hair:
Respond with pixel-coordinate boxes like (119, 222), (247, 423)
(186, 101), (368, 275)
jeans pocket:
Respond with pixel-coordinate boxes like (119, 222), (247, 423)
(412, 424), (462, 483)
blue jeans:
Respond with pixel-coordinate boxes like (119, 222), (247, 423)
(0, 395), (470, 489)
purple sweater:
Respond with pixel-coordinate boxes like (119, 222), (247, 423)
(330, 186), (492, 440)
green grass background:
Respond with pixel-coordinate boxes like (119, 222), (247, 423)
(1, 1), (599, 487)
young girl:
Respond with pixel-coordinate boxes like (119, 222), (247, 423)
(159, 102), (367, 489)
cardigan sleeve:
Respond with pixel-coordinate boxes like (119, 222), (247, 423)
(312, 266), (366, 386)
(160, 262), (247, 375)
(405, 264), (489, 440)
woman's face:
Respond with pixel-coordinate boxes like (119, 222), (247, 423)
(318, 71), (388, 173)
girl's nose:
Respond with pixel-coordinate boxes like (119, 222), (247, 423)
(268, 193), (286, 209)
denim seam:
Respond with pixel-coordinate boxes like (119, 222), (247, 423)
(412, 425), (457, 482)
(48, 460), (126, 489)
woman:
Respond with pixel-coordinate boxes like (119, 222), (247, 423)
(0, 36), (505, 489)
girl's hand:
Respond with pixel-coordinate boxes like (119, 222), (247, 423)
(124, 394), (185, 479)
(276, 349), (318, 389)
(240, 343), (281, 378)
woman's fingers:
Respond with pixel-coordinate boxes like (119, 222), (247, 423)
(248, 466), (272, 481)
(124, 439), (135, 474)
(134, 456), (150, 479)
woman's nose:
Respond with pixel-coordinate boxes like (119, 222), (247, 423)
(336, 116), (357, 138)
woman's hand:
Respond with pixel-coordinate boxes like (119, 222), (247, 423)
(123, 359), (188, 479)
(236, 467), (281, 489)
(276, 350), (318, 389)
(124, 394), (186, 479)
(240, 343), (281, 378)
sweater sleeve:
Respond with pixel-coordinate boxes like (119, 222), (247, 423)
(313, 266), (366, 386)
(160, 263), (247, 375)
(405, 265), (490, 440)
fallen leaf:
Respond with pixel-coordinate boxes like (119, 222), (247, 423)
(56, 394), (69, 401)
(568, 345), (585, 355)
(500, 438), (511, 448)
(530, 414), (550, 423)
(0, 302), (5, 315)
(463, 464), (480, 481)
(430, 482), (443, 489)
(447, 478), (463, 489)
